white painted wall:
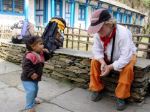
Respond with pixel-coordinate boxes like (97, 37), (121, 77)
(48, 0), (51, 21)
(28, 0), (35, 24)
(0, 14), (24, 25)
(62, 0), (66, 19)
(87, 6), (92, 29)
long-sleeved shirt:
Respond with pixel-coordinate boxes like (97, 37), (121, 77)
(92, 24), (137, 71)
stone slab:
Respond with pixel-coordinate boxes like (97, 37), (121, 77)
(0, 71), (22, 87)
(55, 48), (150, 69)
(0, 59), (21, 75)
(0, 81), (9, 89)
(18, 77), (73, 101)
(51, 88), (148, 112)
(35, 103), (70, 112)
(55, 48), (92, 58)
(0, 87), (25, 112)
(135, 58), (150, 69)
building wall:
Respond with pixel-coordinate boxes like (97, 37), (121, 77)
(48, 0), (51, 21)
(0, 14), (24, 25)
(0, 0), (35, 26)
(28, 0), (35, 24)
(0, 0), (145, 30)
(62, 0), (66, 19)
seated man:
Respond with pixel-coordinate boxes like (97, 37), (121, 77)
(87, 9), (137, 111)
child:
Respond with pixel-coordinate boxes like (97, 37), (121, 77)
(21, 36), (50, 112)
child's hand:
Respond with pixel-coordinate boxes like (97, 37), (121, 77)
(31, 73), (38, 80)
(43, 48), (49, 53)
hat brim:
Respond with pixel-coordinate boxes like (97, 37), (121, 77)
(87, 22), (104, 35)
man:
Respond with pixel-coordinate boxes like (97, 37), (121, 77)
(87, 9), (137, 111)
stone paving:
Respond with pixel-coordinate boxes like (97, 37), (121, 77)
(0, 58), (150, 112)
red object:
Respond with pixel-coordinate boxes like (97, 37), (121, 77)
(100, 27), (116, 63)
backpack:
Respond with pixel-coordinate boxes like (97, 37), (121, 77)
(41, 21), (64, 52)
(12, 20), (34, 44)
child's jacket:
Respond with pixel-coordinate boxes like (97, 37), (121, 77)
(21, 51), (50, 81)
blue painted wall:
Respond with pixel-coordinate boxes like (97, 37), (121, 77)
(70, 1), (75, 27)
(25, 0), (29, 20)
(51, 0), (55, 17)
(44, 0), (48, 24)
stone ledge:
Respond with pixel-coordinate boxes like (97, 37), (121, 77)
(55, 48), (150, 70)
(55, 48), (92, 58)
(0, 41), (150, 102)
(1, 40), (150, 70)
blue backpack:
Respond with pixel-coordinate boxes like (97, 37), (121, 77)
(42, 21), (64, 52)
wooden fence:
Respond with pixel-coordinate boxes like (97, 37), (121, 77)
(0, 25), (149, 58)
(63, 27), (150, 59)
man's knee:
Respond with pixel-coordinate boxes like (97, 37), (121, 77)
(123, 64), (133, 72)
(91, 59), (101, 67)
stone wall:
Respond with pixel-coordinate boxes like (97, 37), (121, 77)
(0, 40), (150, 102)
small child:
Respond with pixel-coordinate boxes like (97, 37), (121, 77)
(21, 36), (50, 112)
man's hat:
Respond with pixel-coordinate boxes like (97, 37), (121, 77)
(87, 9), (112, 34)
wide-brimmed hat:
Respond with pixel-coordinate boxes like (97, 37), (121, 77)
(87, 9), (112, 34)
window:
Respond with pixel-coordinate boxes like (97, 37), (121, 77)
(91, 6), (97, 13)
(120, 13), (122, 23)
(113, 11), (117, 20)
(3, 0), (13, 12)
(65, 1), (71, 26)
(66, 2), (71, 14)
(79, 4), (85, 21)
(126, 15), (131, 24)
(14, 0), (24, 14)
(0, 0), (2, 11)
(0, 0), (24, 14)
(55, 0), (62, 17)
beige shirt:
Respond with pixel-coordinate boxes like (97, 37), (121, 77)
(92, 24), (136, 71)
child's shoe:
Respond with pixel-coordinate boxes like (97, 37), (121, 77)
(26, 108), (36, 112)
(35, 100), (41, 104)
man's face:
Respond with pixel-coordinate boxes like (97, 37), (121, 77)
(98, 23), (113, 37)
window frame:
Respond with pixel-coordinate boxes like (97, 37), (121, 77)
(78, 4), (86, 21)
(65, 1), (71, 26)
(55, 0), (62, 17)
(0, 0), (24, 16)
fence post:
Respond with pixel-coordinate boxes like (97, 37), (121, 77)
(86, 35), (89, 51)
(66, 27), (69, 48)
(78, 25), (81, 50)
(146, 38), (150, 59)
(71, 27), (74, 49)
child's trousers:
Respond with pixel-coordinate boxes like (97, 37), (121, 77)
(22, 81), (39, 109)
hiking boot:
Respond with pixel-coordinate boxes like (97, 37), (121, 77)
(91, 91), (103, 102)
(116, 98), (126, 111)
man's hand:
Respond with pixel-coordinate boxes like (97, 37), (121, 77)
(101, 63), (107, 74)
(31, 73), (38, 80)
(100, 64), (114, 77)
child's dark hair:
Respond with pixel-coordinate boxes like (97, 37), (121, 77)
(25, 36), (43, 51)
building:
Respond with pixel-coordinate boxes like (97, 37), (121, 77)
(0, 0), (146, 31)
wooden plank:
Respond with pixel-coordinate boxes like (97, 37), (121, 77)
(78, 27), (81, 50)
(64, 39), (93, 45)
